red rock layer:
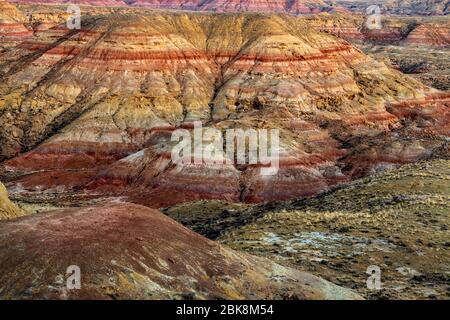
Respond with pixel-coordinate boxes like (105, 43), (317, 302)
(8, 0), (450, 16)
(87, 129), (243, 207)
(11, 0), (334, 13)
(0, 12), (446, 207)
(10, 0), (128, 5)
(302, 14), (449, 46)
(332, 0), (449, 16)
(403, 23), (450, 47)
(361, 28), (405, 43)
(0, 0), (32, 49)
(301, 14), (409, 43)
(386, 92), (450, 137)
(0, 181), (24, 219)
(341, 92), (450, 179)
(198, 0), (328, 13)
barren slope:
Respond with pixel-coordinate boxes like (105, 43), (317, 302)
(0, 0), (32, 51)
(164, 158), (450, 299)
(212, 159), (450, 299)
(333, 0), (450, 15)
(10, 0), (334, 13)
(0, 11), (448, 207)
(0, 201), (361, 299)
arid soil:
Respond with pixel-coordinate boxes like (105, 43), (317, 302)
(0, 201), (362, 299)
(166, 159), (450, 299)
(0, 2), (448, 300)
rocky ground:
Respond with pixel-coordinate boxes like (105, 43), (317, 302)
(0, 201), (362, 299)
(166, 159), (450, 299)
(359, 44), (450, 91)
(0, 2), (448, 300)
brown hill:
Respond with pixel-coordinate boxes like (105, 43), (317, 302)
(0, 0), (32, 50)
(10, 0), (128, 5)
(130, 0), (330, 13)
(9, 0), (450, 15)
(0, 201), (361, 299)
(0, 11), (448, 207)
(165, 159), (450, 299)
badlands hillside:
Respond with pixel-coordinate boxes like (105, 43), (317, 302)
(7, 0), (450, 15)
(0, 7), (448, 208)
(0, 1), (448, 300)
(333, 0), (450, 15)
(166, 159), (450, 299)
(7, 0), (334, 14)
(5, 2), (450, 87)
(0, 0), (31, 49)
(0, 202), (361, 299)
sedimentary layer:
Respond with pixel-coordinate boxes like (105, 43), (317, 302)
(404, 23), (450, 47)
(10, 0), (128, 5)
(0, 0), (32, 50)
(332, 0), (450, 16)
(10, 0), (334, 13)
(130, 0), (330, 13)
(0, 181), (24, 219)
(10, 0), (450, 15)
(0, 10), (448, 206)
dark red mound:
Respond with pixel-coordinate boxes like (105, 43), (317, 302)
(0, 202), (361, 299)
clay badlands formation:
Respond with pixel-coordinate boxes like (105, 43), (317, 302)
(0, 0), (32, 50)
(0, 202), (361, 299)
(0, 0), (448, 300)
(7, 0), (450, 15)
(9, 0), (334, 14)
(1, 9), (448, 206)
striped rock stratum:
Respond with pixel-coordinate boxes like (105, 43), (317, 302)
(1, 10), (449, 207)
